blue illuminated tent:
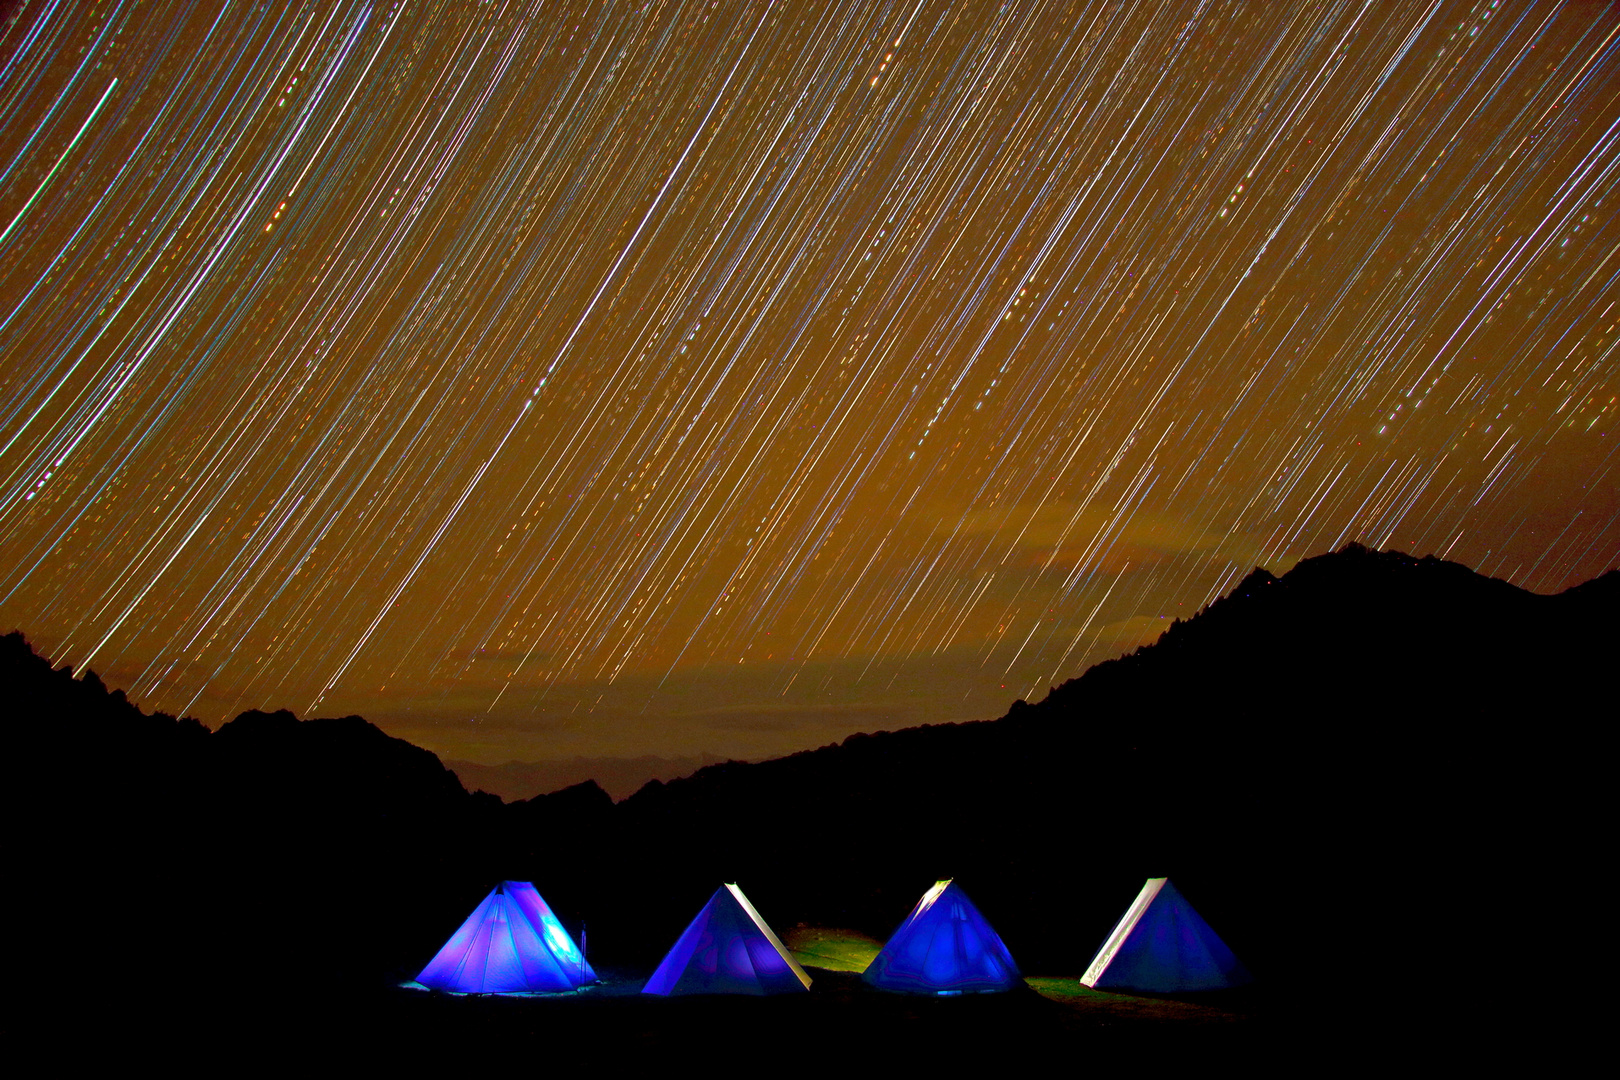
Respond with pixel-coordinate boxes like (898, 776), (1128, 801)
(862, 879), (1021, 994)
(1080, 878), (1251, 992)
(642, 884), (811, 996)
(416, 881), (596, 994)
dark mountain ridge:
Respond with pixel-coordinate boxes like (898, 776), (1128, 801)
(7, 544), (1611, 999)
(445, 753), (738, 802)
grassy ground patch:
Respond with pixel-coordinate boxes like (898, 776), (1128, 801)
(782, 926), (884, 972)
(780, 929), (1254, 1027)
(1027, 976), (1256, 1023)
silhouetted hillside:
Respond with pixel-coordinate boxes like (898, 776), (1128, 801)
(446, 753), (735, 801)
(7, 545), (1612, 1006)
(573, 545), (1615, 982)
(6, 639), (509, 989)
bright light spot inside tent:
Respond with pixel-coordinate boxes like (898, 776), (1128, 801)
(544, 921), (579, 960)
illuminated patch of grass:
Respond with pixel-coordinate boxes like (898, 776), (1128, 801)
(1026, 977), (1247, 1022)
(781, 927), (883, 973)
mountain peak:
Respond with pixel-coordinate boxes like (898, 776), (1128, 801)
(215, 707), (302, 739)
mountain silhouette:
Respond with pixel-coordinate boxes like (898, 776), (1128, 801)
(7, 544), (1611, 1003)
(509, 543), (1615, 993)
(446, 753), (736, 801)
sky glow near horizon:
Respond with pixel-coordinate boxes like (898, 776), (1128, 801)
(0, 0), (1616, 762)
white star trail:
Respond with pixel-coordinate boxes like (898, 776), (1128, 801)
(0, 0), (1615, 762)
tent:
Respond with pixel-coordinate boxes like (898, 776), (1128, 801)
(1081, 877), (1251, 992)
(416, 880), (596, 993)
(862, 879), (1021, 994)
(642, 884), (811, 996)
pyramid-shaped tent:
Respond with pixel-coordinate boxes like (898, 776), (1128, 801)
(1081, 878), (1251, 992)
(416, 881), (596, 994)
(862, 879), (1021, 994)
(642, 884), (811, 996)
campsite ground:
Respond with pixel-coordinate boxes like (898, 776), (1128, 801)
(782, 926), (1267, 1026)
(88, 928), (1269, 1065)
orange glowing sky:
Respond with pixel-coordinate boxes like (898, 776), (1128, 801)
(1, 0), (1615, 763)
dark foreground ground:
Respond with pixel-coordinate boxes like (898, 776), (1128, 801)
(100, 973), (1273, 1067)
(74, 931), (1285, 1067)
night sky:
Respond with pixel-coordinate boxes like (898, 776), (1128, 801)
(2, 1), (1616, 764)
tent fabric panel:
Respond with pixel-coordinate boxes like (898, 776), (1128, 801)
(726, 883), (812, 991)
(863, 880), (1021, 994)
(1086, 879), (1252, 992)
(867, 878), (949, 986)
(417, 889), (503, 992)
(508, 881), (597, 986)
(452, 904), (502, 992)
(890, 880), (948, 940)
(1080, 877), (1167, 988)
(642, 891), (724, 996)
(670, 890), (762, 995)
(642, 884), (811, 996)
(416, 881), (594, 994)
(478, 895), (535, 992)
(502, 894), (578, 992)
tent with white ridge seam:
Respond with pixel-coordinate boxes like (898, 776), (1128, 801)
(642, 883), (811, 996)
(1081, 877), (1251, 992)
(862, 879), (1021, 994)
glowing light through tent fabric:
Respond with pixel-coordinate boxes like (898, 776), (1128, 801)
(1080, 877), (1251, 993)
(862, 879), (1021, 994)
(642, 883), (811, 996)
(416, 881), (595, 994)
(506, 880), (592, 973)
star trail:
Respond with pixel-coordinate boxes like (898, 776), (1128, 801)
(1, 0), (1616, 762)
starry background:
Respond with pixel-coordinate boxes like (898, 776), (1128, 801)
(1, 0), (1615, 765)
